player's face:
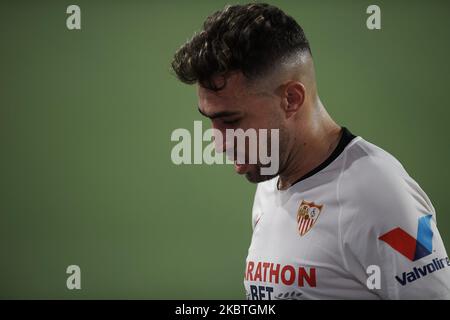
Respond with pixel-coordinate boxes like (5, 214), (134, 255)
(197, 72), (288, 183)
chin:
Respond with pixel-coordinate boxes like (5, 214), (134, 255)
(244, 166), (278, 184)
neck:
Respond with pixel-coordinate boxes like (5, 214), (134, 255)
(277, 100), (342, 190)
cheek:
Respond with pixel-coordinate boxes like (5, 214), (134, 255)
(255, 104), (283, 130)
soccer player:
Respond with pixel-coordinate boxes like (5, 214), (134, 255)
(171, 3), (450, 299)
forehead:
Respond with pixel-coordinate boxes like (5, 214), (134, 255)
(197, 72), (251, 110)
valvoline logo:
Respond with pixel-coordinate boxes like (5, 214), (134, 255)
(379, 214), (433, 261)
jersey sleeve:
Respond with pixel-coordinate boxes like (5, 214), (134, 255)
(338, 154), (450, 299)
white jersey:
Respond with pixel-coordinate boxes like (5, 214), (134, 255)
(244, 128), (450, 300)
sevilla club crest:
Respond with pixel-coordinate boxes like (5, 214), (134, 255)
(297, 200), (324, 236)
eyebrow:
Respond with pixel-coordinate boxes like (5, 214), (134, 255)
(197, 106), (240, 119)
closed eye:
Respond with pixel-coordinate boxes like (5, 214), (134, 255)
(222, 118), (241, 125)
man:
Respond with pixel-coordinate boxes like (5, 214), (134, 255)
(171, 3), (450, 299)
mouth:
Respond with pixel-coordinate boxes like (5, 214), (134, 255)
(226, 148), (252, 175)
(234, 161), (251, 175)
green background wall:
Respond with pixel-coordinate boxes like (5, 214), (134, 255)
(0, 0), (449, 298)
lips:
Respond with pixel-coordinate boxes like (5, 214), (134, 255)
(226, 148), (251, 174)
(234, 161), (250, 174)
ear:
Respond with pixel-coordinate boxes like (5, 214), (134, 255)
(283, 81), (305, 117)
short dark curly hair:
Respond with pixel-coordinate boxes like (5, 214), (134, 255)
(171, 3), (311, 91)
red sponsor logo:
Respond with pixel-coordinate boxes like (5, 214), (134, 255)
(244, 260), (316, 287)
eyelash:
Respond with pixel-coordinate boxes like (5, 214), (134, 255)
(222, 119), (240, 125)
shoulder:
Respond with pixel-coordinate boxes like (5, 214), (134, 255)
(338, 137), (434, 229)
(340, 137), (409, 190)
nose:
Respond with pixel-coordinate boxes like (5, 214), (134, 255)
(212, 128), (236, 162)
(211, 125), (227, 154)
